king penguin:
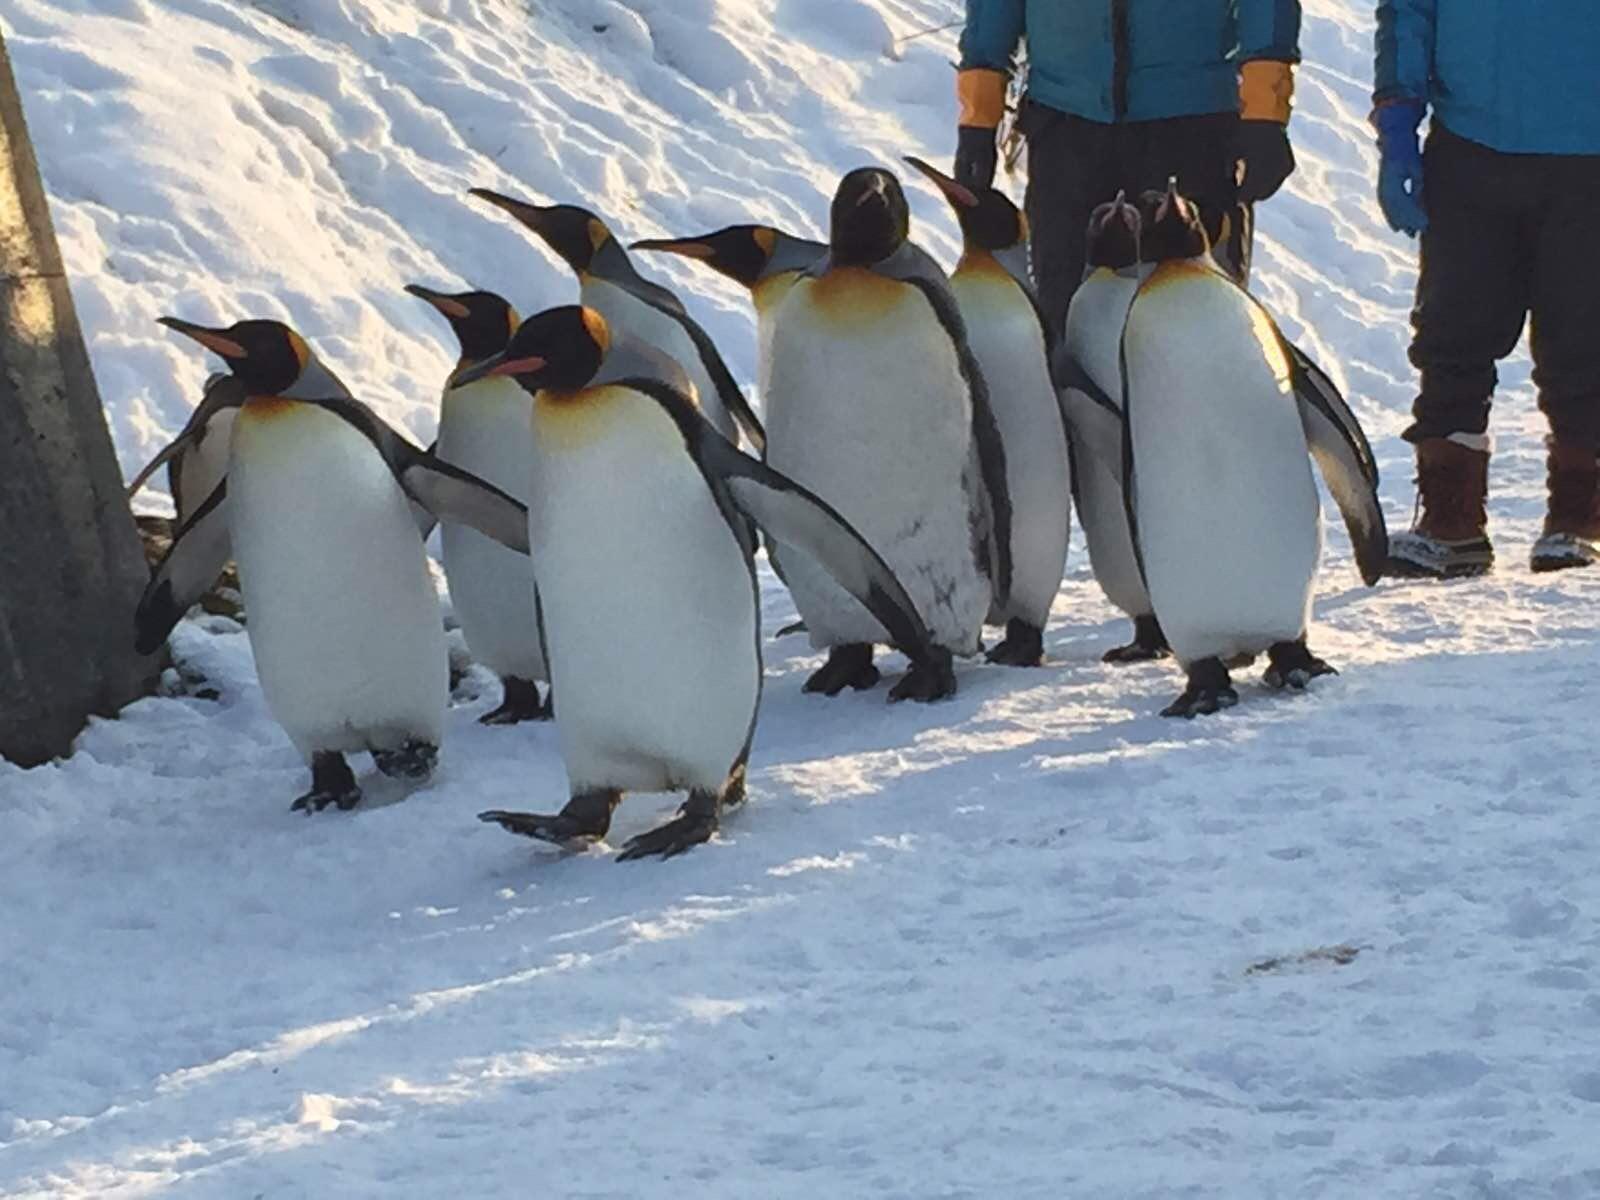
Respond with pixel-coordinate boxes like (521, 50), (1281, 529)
(468, 188), (765, 453)
(761, 167), (1011, 702)
(905, 156), (1071, 667)
(1120, 182), (1386, 717)
(457, 306), (934, 860)
(629, 224), (826, 413)
(406, 284), (551, 725)
(1057, 194), (1170, 663)
(135, 317), (530, 810)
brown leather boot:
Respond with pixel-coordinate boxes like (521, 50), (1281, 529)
(1531, 439), (1600, 572)
(1386, 436), (1494, 578)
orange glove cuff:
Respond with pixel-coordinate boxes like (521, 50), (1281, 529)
(957, 69), (1007, 128)
(1239, 60), (1294, 123)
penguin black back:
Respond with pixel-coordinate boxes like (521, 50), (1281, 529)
(1085, 194), (1142, 271)
(1139, 181), (1210, 263)
(830, 168), (910, 267)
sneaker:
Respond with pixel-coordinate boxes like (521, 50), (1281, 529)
(1386, 435), (1494, 579)
(1530, 439), (1600, 573)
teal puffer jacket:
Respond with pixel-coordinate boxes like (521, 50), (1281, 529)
(959, 0), (1301, 125)
(1376, 0), (1600, 155)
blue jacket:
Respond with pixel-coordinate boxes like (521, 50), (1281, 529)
(1376, 1), (1600, 155)
(960, 0), (1301, 125)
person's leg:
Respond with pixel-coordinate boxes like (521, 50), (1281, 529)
(1024, 105), (1113, 337)
(1389, 127), (1535, 578)
(1124, 112), (1247, 280)
(1529, 151), (1600, 570)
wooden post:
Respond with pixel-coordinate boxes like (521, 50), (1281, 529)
(0, 31), (160, 768)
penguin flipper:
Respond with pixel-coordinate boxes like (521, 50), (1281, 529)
(134, 478), (230, 654)
(126, 374), (245, 500)
(1283, 342), (1388, 586)
(398, 453), (529, 555)
(699, 438), (935, 664)
(677, 312), (767, 455)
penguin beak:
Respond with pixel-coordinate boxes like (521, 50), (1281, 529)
(903, 155), (980, 209)
(468, 187), (550, 231)
(453, 350), (547, 388)
(404, 284), (472, 319)
(630, 237), (715, 260)
(158, 316), (247, 360)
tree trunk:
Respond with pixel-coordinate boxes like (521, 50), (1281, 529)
(0, 32), (161, 768)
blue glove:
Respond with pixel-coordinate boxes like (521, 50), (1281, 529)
(1373, 100), (1428, 236)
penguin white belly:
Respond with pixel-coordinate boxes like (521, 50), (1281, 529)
(531, 387), (758, 795)
(953, 272), (1070, 627)
(173, 408), (235, 524)
(580, 276), (735, 443)
(1124, 269), (1320, 665)
(765, 271), (988, 654)
(1062, 269), (1150, 619)
(436, 377), (546, 682)
(229, 402), (446, 759)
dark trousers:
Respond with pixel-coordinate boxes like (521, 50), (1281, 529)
(1407, 126), (1600, 447)
(1022, 103), (1248, 335)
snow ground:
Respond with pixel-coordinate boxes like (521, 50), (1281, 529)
(6, 0), (1600, 1196)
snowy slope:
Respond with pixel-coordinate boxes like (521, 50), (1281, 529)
(7, 1), (1600, 1197)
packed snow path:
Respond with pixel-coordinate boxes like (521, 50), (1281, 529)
(6, 1), (1600, 1196)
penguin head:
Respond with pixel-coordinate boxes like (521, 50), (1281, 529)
(404, 284), (519, 366)
(902, 156), (1025, 253)
(1084, 191), (1141, 270)
(157, 316), (311, 395)
(469, 188), (614, 275)
(1138, 178), (1209, 263)
(453, 305), (609, 396)
(829, 167), (910, 267)
(630, 225), (780, 289)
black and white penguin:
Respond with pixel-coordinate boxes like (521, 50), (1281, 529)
(761, 166), (1011, 701)
(406, 284), (550, 725)
(1119, 182), (1386, 717)
(459, 306), (934, 860)
(905, 155), (1070, 667)
(629, 224), (826, 409)
(468, 188), (765, 453)
(136, 317), (529, 809)
(1057, 194), (1170, 663)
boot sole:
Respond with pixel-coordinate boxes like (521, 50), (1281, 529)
(1385, 554), (1494, 581)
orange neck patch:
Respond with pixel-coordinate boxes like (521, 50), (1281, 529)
(241, 396), (298, 420)
(805, 267), (907, 326)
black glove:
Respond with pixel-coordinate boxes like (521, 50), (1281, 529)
(954, 126), (998, 191)
(1234, 119), (1295, 203)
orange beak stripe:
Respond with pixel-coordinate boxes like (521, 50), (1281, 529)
(488, 355), (547, 378)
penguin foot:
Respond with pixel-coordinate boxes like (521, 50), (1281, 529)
(1263, 641), (1338, 691)
(479, 788), (620, 847)
(985, 619), (1044, 667)
(889, 647), (957, 703)
(617, 790), (719, 862)
(1102, 615), (1171, 665)
(1161, 658), (1238, 719)
(721, 764), (749, 810)
(290, 752), (361, 814)
(803, 643), (880, 696)
(372, 738), (438, 781)
(479, 676), (553, 725)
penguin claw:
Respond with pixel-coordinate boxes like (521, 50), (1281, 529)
(888, 650), (957, 703)
(616, 812), (718, 862)
(1263, 643), (1338, 691)
(985, 620), (1044, 667)
(290, 788), (361, 814)
(478, 678), (553, 725)
(1160, 686), (1239, 719)
(478, 809), (602, 848)
(1102, 641), (1170, 664)
(803, 644), (880, 696)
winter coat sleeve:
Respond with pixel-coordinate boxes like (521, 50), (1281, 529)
(1374, 0), (1435, 104)
(1236, 0), (1303, 63)
(958, 0), (1026, 71)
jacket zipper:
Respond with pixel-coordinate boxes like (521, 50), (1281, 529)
(1111, 0), (1129, 120)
